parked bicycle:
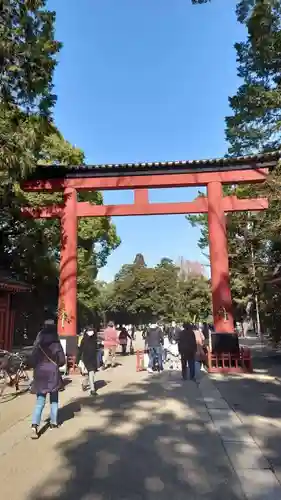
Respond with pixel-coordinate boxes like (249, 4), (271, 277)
(0, 350), (30, 396)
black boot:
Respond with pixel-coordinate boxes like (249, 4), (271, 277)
(50, 423), (59, 429)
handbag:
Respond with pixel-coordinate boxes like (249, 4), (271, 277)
(78, 359), (87, 375)
(130, 340), (134, 355)
(195, 344), (206, 362)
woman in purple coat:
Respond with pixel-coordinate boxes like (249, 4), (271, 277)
(30, 318), (65, 439)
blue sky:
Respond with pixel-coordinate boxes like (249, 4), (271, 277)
(48, 0), (245, 281)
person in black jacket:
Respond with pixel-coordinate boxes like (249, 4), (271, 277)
(168, 321), (181, 343)
(178, 323), (197, 381)
(145, 323), (164, 372)
(76, 327), (98, 396)
(119, 325), (131, 355)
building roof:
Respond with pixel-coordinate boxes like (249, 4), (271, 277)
(26, 151), (280, 180)
(0, 271), (31, 293)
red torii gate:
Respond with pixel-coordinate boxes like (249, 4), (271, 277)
(21, 152), (276, 350)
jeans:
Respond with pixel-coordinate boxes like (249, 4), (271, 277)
(148, 347), (163, 370)
(97, 350), (103, 368)
(181, 354), (195, 380)
(32, 392), (59, 426)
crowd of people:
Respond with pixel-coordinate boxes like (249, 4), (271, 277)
(143, 321), (210, 380)
(27, 315), (211, 439)
(28, 318), (137, 438)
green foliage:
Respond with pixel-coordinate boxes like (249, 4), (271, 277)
(0, 0), (62, 180)
(0, 107), (51, 181)
(0, 0), (61, 114)
(103, 257), (211, 325)
(226, 1), (281, 155)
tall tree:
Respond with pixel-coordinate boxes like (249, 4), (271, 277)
(226, 0), (281, 155)
(190, 0), (281, 335)
(0, 0), (62, 180)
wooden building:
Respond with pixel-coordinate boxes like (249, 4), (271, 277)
(0, 273), (30, 351)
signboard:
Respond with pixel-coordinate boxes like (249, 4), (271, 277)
(59, 338), (67, 374)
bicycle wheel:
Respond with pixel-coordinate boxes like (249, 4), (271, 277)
(0, 371), (10, 396)
(15, 368), (30, 392)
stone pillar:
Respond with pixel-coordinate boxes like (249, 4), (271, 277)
(207, 181), (234, 332)
(58, 188), (77, 341)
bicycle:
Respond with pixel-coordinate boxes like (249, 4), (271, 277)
(0, 350), (30, 396)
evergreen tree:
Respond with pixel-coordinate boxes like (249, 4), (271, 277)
(0, 0), (62, 179)
(190, 1), (281, 336)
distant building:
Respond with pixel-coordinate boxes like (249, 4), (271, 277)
(176, 257), (205, 280)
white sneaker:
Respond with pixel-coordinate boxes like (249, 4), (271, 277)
(147, 368), (153, 373)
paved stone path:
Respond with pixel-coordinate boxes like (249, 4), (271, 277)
(0, 344), (281, 499)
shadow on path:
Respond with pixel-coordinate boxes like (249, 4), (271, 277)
(29, 373), (246, 500)
(211, 371), (281, 473)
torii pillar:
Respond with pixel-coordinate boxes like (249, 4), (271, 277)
(207, 181), (234, 332)
(58, 187), (78, 345)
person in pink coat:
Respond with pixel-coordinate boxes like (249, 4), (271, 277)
(102, 321), (119, 368)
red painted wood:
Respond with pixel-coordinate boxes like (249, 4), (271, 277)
(0, 295), (6, 349)
(9, 310), (15, 352)
(208, 348), (253, 373)
(207, 181), (234, 333)
(4, 293), (11, 351)
(222, 196), (268, 211)
(0, 293), (11, 351)
(58, 188), (77, 338)
(21, 167), (269, 345)
(134, 189), (149, 204)
(22, 168), (268, 192)
(76, 198), (209, 216)
(22, 196), (268, 219)
(21, 205), (64, 218)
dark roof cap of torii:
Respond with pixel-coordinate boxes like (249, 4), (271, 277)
(27, 150), (281, 180)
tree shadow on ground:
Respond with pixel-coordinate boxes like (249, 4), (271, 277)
(28, 372), (248, 500)
(0, 384), (30, 403)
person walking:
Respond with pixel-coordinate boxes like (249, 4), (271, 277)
(178, 323), (197, 381)
(168, 321), (181, 343)
(202, 322), (210, 341)
(76, 327), (98, 396)
(194, 324), (206, 371)
(145, 322), (163, 373)
(30, 316), (65, 439)
(163, 331), (170, 364)
(119, 325), (131, 355)
(102, 321), (118, 368)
